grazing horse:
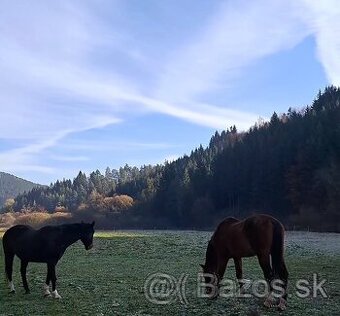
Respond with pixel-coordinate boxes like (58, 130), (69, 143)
(201, 214), (288, 310)
(2, 221), (95, 299)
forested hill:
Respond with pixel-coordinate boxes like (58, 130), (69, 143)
(148, 86), (340, 230)
(9, 87), (340, 231)
(0, 172), (39, 207)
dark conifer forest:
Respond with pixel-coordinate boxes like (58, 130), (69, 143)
(3, 87), (340, 231)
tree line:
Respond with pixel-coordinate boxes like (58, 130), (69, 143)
(4, 86), (340, 231)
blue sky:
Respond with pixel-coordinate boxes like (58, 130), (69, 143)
(0, 0), (338, 184)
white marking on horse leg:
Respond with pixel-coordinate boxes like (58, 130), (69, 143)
(9, 281), (15, 293)
(43, 284), (51, 297)
(51, 290), (62, 299)
(263, 292), (275, 308)
(278, 297), (287, 311)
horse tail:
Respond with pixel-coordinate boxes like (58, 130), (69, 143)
(3, 230), (15, 282)
(270, 219), (285, 276)
(2, 237), (7, 283)
(270, 218), (289, 301)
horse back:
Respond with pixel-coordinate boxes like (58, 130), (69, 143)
(211, 214), (284, 258)
(3, 225), (35, 252)
(211, 217), (255, 258)
(242, 214), (284, 254)
(243, 214), (284, 236)
(3, 225), (35, 241)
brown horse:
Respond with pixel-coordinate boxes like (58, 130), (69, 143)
(201, 214), (288, 310)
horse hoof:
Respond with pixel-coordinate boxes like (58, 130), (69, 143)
(263, 293), (275, 308)
(278, 298), (287, 311)
(9, 290), (16, 294)
(44, 293), (52, 298)
(25, 290), (30, 294)
(278, 305), (287, 311)
(263, 296), (275, 308)
(263, 301), (273, 308)
(51, 290), (62, 299)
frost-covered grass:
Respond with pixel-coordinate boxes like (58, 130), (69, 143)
(0, 231), (339, 315)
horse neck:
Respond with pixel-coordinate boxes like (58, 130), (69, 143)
(206, 241), (218, 273)
(60, 225), (81, 248)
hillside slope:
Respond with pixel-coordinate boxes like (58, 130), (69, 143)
(0, 172), (38, 207)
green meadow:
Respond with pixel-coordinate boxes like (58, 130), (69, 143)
(0, 231), (339, 315)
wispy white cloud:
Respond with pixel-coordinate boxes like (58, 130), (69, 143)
(50, 155), (90, 162)
(298, 0), (340, 85)
(155, 0), (312, 103)
(0, 117), (121, 174)
(60, 141), (180, 152)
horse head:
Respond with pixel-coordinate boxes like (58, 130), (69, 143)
(80, 221), (95, 250)
(200, 242), (220, 298)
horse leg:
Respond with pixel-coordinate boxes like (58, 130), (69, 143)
(277, 260), (289, 311)
(257, 253), (275, 308)
(5, 252), (15, 293)
(49, 263), (62, 299)
(211, 257), (229, 298)
(217, 257), (229, 281)
(43, 264), (52, 297)
(20, 260), (30, 294)
(233, 258), (244, 292)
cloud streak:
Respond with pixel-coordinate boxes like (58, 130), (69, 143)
(299, 0), (340, 85)
(155, 0), (312, 103)
(0, 117), (121, 174)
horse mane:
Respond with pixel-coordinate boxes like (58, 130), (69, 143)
(211, 217), (239, 239)
(219, 217), (240, 225)
(59, 223), (83, 230)
(38, 223), (85, 235)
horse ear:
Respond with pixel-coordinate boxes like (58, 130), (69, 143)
(81, 220), (84, 224)
(91, 221), (95, 227)
(200, 264), (205, 269)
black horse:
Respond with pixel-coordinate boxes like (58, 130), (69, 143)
(2, 221), (95, 299)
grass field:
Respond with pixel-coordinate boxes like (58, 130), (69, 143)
(0, 230), (339, 315)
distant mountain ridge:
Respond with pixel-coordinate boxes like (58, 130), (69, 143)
(0, 172), (39, 207)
